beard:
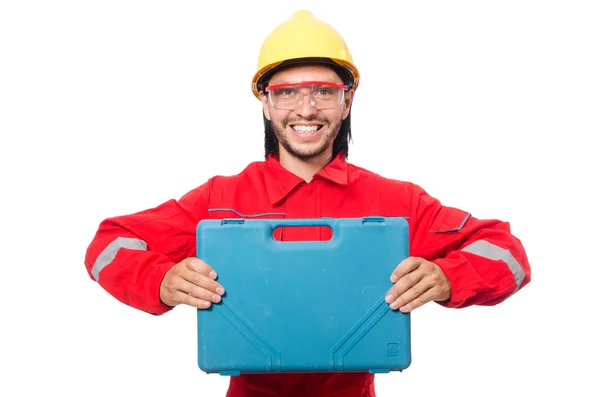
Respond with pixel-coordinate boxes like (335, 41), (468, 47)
(272, 115), (342, 161)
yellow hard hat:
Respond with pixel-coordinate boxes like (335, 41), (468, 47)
(251, 10), (360, 99)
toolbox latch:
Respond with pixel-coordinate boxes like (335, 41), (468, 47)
(222, 219), (245, 226)
(362, 216), (385, 224)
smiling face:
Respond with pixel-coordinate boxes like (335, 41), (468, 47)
(260, 64), (353, 162)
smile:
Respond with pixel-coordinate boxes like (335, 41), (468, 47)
(290, 124), (323, 134)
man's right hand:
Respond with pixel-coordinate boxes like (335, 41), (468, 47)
(160, 257), (225, 309)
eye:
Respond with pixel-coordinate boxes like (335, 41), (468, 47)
(275, 88), (297, 97)
(315, 88), (334, 97)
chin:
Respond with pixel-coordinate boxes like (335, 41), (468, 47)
(286, 143), (331, 160)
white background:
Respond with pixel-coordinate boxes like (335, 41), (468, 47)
(1, 1), (599, 396)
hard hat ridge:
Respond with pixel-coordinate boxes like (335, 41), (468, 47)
(251, 10), (360, 99)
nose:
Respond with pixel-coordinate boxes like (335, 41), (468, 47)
(295, 93), (318, 118)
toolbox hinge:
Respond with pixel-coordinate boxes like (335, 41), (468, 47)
(369, 368), (392, 374)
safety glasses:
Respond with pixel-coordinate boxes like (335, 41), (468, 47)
(265, 81), (348, 110)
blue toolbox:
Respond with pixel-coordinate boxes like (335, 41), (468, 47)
(196, 216), (411, 376)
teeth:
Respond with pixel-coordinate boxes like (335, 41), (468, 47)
(292, 125), (320, 133)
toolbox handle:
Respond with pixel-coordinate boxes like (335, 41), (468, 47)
(266, 216), (385, 229)
(267, 218), (339, 229)
(265, 218), (342, 246)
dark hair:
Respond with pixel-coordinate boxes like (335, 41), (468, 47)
(259, 58), (354, 160)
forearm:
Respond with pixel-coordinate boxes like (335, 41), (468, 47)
(84, 192), (206, 314)
(409, 183), (531, 308)
(84, 220), (179, 314)
(431, 220), (531, 308)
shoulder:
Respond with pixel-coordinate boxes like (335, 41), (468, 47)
(179, 160), (266, 198)
(208, 160), (266, 184)
(208, 161), (265, 194)
(346, 161), (416, 195)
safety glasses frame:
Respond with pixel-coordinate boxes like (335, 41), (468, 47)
(264, 81), (349, 110)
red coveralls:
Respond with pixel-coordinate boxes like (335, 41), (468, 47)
(84, 153), (531, 397)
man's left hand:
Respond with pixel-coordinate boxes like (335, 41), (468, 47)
(385, 257), (451, 312)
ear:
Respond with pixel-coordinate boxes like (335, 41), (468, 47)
(260, 92), (272, 121)
(342, 88), (354, 120)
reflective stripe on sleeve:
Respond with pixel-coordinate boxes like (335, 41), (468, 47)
(92, 237), (147, 281)
(461, 240), (526, 289)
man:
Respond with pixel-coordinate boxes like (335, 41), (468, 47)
(84, 10), (531, 397)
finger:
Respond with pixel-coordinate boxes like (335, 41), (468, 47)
(181, 268), (225, 298)
(390, 257), (422, 283)
(184, 257), (218, 280)
(177, 277), (223, 304)
(170, 290), (213, 309)
(391, 280), (437, 312)
(385, 266), (424, 305)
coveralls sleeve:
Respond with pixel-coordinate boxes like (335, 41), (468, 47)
(409, 183), (531, 308)
(83, 181), (211, 315)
